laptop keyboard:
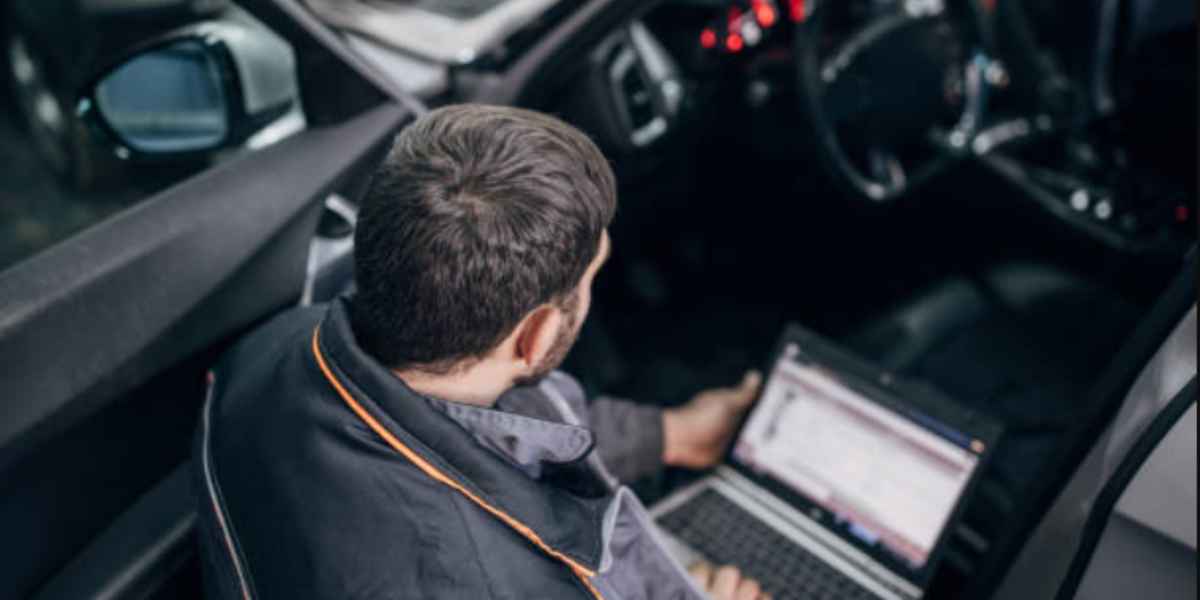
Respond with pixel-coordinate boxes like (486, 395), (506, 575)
(658, 489), (884, 600)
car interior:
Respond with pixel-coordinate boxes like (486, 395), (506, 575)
(0, 0), (1193, 598)
(536, 2), (1194, 597)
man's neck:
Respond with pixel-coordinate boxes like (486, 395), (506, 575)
(393, 364), (512, 407)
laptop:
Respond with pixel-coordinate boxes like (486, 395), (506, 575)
(650, 325), (1002, 600)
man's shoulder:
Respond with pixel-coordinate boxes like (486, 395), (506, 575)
(205, 303), (330, 437)
(194, 306), (501, 598)
(215, 304), (326, 380)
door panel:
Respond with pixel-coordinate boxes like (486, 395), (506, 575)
(0, 96), (407, 600)
(0, 103), (405, 456)
(0, 0), (417, 594)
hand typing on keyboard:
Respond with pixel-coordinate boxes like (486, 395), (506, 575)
(688, 562), (772, 600)
(661, 490), (883, 599)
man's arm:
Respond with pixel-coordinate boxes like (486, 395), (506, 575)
(499, 370), (760, 484)
(587, 396), (665, 483)
(590, 371), (762, 482)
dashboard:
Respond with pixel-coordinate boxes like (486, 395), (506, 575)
(692, 0), (800, 55)
(318, 0), (1193, 255)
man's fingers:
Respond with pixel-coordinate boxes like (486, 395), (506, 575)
(730, 371), (762, 408)
(735, 576), (762, 600)
(687, 561), (768, 600)
(688, 561), (713, 589)
(712, 565), (741, 599)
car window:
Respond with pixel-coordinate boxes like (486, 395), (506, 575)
(0, 5), (303, 273)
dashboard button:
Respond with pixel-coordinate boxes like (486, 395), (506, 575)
(1069, 189), (1090, 211)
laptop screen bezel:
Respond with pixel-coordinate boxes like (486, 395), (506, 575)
(724, 324), (1002, 588)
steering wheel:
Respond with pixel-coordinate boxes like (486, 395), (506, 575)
(795, 0), (998, 203)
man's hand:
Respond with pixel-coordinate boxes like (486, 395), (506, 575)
(688, 562), (771, 600)
(662, 371), (762, 469)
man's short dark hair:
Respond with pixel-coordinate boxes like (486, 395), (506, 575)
(351, 104), (617, 372)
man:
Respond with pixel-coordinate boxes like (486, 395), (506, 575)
(195, 104), (768, 599)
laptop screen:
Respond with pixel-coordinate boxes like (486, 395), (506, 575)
(732, 342), (986, 572)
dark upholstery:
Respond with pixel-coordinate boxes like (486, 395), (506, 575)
(848, 262), (1139, 529)
(30, 463), (199, 600)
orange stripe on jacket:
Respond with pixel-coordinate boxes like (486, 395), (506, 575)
(310, 327), (604, 599)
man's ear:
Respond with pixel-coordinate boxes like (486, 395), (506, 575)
(513, 304), (563, 368)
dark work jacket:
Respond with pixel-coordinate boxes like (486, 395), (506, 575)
(194, 299), (703, 599)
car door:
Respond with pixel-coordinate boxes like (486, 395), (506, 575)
(0, 1), (416, 597)
(988, 257), (1197, 600)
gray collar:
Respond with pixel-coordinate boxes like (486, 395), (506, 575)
(424, 393), (595, 479)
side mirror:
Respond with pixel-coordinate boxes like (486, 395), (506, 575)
(79, 19), (300, 159)
(92, 39), (231, 154)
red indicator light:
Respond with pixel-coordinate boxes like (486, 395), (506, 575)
(755, 4), (777, 27)
(1176, 204), (1191, 223)
(789, 0), (806, 22)
(725, 33), (745, 52)
(700, 28), (717, 49)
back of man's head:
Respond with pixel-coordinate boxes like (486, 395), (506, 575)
(351, 104), (617, 373)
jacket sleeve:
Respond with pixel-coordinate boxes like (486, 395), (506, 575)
(586, 395), (664, 484)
